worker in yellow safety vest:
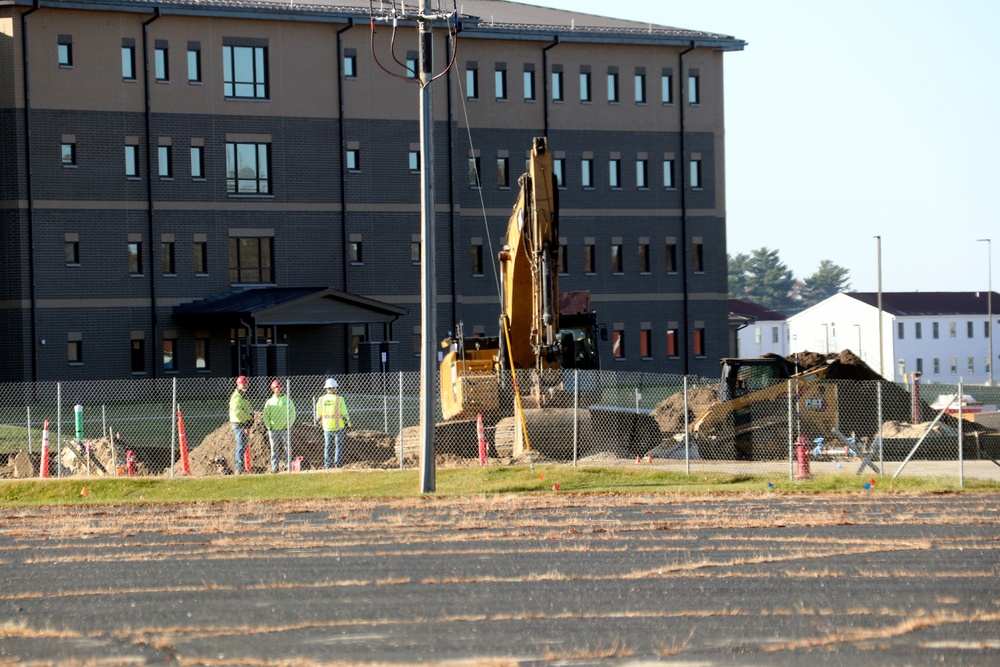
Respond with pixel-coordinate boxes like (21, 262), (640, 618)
(316, 377), (351, 468)
(229, 375), (253, 474)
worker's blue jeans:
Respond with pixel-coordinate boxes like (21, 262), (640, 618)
(232, 424), (248, 473)
(324, 429), (344, 469)
(268, 429), (290, 472)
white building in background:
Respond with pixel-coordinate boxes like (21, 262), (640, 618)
(729, 300), (788, 358)
(787, 292), (998, 384)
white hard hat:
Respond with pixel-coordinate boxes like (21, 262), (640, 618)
(324, 378), (338, 389)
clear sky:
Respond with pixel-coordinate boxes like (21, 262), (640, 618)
(528, 0), (1000, 294)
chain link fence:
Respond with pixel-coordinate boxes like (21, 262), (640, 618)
(1, 372), (997, 483)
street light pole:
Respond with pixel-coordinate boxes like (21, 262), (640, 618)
(978, 239), (993, 386)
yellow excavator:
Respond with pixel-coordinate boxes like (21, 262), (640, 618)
(439, 137), (602, 423)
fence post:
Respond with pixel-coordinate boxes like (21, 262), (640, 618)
(788, 378), (794, 481)
(877, 381), (884, 475)
(286, 376), (292, 471)
(572, 369), (579, 467)
(27, 405), (32, 455)
(958, 379), (964, 488)
(57, 382), (62, 479)
(398, 371), (404, 470)
(171, 377), (177, 478)
(683, 375), (690, 476)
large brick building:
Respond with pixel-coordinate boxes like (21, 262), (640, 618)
(0, 0), (745, 382)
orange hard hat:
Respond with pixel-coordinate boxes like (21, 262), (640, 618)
(236, 375), (249, 387)
(270, 380), (282, 390)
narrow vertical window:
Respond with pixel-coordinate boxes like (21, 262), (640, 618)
(636, 159), (648, 188)
(688, 73), (700, 104)
(553, 158), (565, 188)
(65, 236), (80, 265)
(640, 329), (652, 358)
(663, 159), (675, 188)
(125, 145), (139, 177)
(58, 35), (73, 67)
(609, 159), (620, 188)
(161, 241), (176, 274)
(471, 242), (483, 276)
(346, 148), (360, 171)
(611, 244), (623, 274)
(898, 322), (904, 340)
(693, 328), (706, 357)
(411, 241), (421, 264)
(692, 242), (704, 273)
(665, 241), (677, 273)
(131, 338), (146, 374)
(495, 65), (507, 100)
(557, 243), (568, 274)
(190, 145), (204, 179)
(163, 338), (177, 372)
(61, 141), (76, 166)
(466, 63), (479, 99)
(187, 44), (202, 82)
(193, 239), (208, 274)
(154, 43), (169, 81)
(409, 150), (420, 172)
(635, 72), (646, 103)
(551, 69), (564, 101)
(612, 330), (625, 359)
(523, 67), (535, 100)
(343, 52), (357, 78)
(915, 322), (922, 339)
(497, 157), (509, 187)
(68, 338), (83, 364)
(349, 240), (363, 264)
(580, 70), (591, 102)
(122, 41), (136, 80)
(158, 145), (172, 178)
(661, 70), (673, 104)
(468, 157), (481, 187)
(667, 329), (679, 357)
(128, 241), (142, 275)
(607, 71), (619, 103)
(584, 243), (596, 274)
(581, 158), (593, 188)
(638, 243), (650, 273)
(195, 335), (210, 370)
(690, 159), (702, 188)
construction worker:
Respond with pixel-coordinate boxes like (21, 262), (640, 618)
(229, 375), (253, 474)
(316, 377), (351, 468)
(263, 379), (296, 473)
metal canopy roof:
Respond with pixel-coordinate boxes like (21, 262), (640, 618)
(173, 287), (407, 326)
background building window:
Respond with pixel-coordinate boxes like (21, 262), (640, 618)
(468, 157), (481, 187)
(612, 330), (624, 358)
(690, 159), (702, 188)
(194, 241), (208, 274)
(229, 237), (274, 283)
(466, 64), (478, 99)
(125, 145), (138, 177)
(122, 43), (136, 79)
(349, 241), (363, 264)
(692, 242), (704, 272)
(607, 71), (619, 103)
(154, 45), (169, 81)
(497, 157), (509, 187)
(65, 238), (80, 265)
(640, 329), (652, 358)
(638, 243), (650, 273)
(163, 338), (176, 371)
(933, 358), (940, 374)
(950, 321), (957, 338)
(523, 68), (535, 100)
(551, 70), (563, 101)
(223, 44), (268, 98)
(131, 338), (145, 374)
(553, 158), (565, 188)
(471, 243), (483, 276)
(58, 36), (72, 67)
(635, 73), (646, 103)
(898, 322), (905, 339)
(665, 242), (677, 273)
(61, 142), (76, 166)
(195, 336), (210, 370)
(344, 53), (357, 78)
(346, 148), (360, 171)
(967, 321), (974, 338)
(190, 146), (204, 179)
(161, 241), (176, 275)
(580, 71), (591, 102)
(636, 159), (648, 188)
(688, 73), (700, 104)
(609, 158), (620, 188)
(661, 72), (673, 104)
(68, 340), (82, 364)
(158, 145), (172, 178)
(581, 158), (593, 188)
(226, 142), (270, 194)
(406, 54), (417, 79)
(667, 329), (679, 357)
(409, 150), (420, 172)
(188, 46), (201, 82)
(557, 243), (568, 274)
(411, 241), (421, 264)
(933, 322), (940, 338)
(584, 243), (596, 274)
(128, 242), (142, 275)
(693, 327), (706, 357)
(915, 322), (922, 339)
(495, 67), (507, 100)
(663, 159), (674, 188)
(611, 244), (623, 274)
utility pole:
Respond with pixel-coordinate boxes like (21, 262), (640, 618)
(875, 235), (884, 380)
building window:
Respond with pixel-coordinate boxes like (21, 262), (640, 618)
(68, 339), (82, 364)
(154, 45), (169, 81)
(986, 321), (992, 338)
(125, 145), (138, 177)
(226, 142), (270, 194)
(131, 338), (146, 374)
(122, 43), (136, 80)
(411, 241), (421, 264)
(581, 158), (593, 188)
(223, 44), (268, 98)
(523, 68), (535, 100)
(406, 54), (417, 79)
(187, 46), (202, 82)
(471, 243), (483, 276)
(349, 241), (363, 264)
(190, 146), (204, 179)
(609, 159), (620, 188)
(933, 322), (940, 339)
(468, 157), (481, 187)
(409, 150), (420, 172)
(466, 64), (478, 99)
(666, 242), (677, 273)
(667, 329), (679, 357)
(967, 321), (974, 338)
(933, 358), (940, 375)
(898, 359), (906, 377)
(915, 322), (922, 339)
(607, 71), (619, 103)
(640, 329), (652, 358)
(194, 241), (208, 274)
(612, 329), (624, 359)
(128, 242), (142, 275)
(916, 358), (923, 374)
(65, 238), (80, 265)
(688, 74), (700, 104)
(553, 158), (565, 188)
(552, 70), (564, 101)
(638, 243), (650, 273)
(229, 237), (274, 284)
(772, 327), (780, 344)
(61, 141), (76, 166)
(949, 321), (956, 338)
(611, 244), (623, 274)
(497, 157), (509, 187)
(195, 336), (210, 370)
(158, 145), (172, 178)
(350, 330), (365, 358)
(346, 148), (360, 171)
(580, 70), (591, 102)
(57, 36), (72, 67)
(635, 72), (646, 103)
(968, 357), (975, 374)
(584, 243), (596, 274)
(495, 67), (507, 100)
(690, 159), (702, 189)
(950, 357), (957, 374)
(636, 159), (648, 189)
(161, 241), (175, 275)
(897, 322), (904, 340)
(163, 338), (177, 372)
(661, 72), (673, 104)
(692, 242), (704, 273)
(663, 159), (675, 188)
(413, 328), (422, 356)
(693, 327), (706, 357)
(557, 243), (567, 274)
(344, 53), (357, 78)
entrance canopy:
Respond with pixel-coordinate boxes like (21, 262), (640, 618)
(173, 287), (407, 326)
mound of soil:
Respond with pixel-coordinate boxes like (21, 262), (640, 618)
(649, 385), (719, 433)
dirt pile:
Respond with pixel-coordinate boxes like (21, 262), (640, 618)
(649, 385), (719, 433)
(188, 413), (395, 475)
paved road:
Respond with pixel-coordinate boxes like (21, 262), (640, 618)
(1, 493), (997, 665)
